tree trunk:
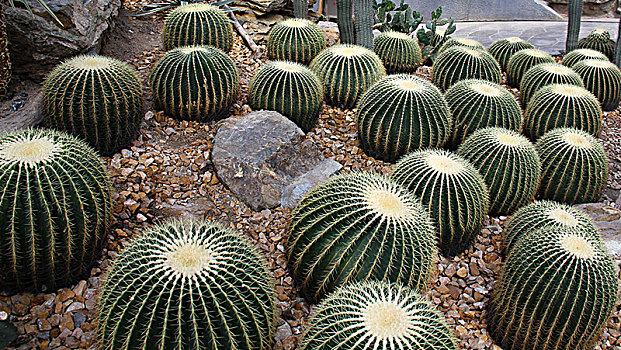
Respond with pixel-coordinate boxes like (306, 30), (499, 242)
(566, 0), (583, 53)
(0, 10), (11, 98)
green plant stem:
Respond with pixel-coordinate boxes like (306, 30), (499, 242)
(615, 16), (621, 67)
(294, 0), (308, 19)
(566, 0), (583, 53)
(354, 0), (374, 49)
(337, 0), (355, 44)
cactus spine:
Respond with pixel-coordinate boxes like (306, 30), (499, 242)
(487, 37), (535, 72)
(578, 28), (615, 61)
(162, 3), (233, 52)
(562, 48), (609, 68)
(572, 59), (621, 111)
(438, 37), (485, 53)
(506, 49), (555, 88)
(267, 19), (326, 65)
(373, 31), (422, 74)
(519, 63), (584, 107)
(432, 47), (502, 91)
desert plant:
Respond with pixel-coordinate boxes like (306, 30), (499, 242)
(42, 55), (144, 156)
(566, 0), (583, 53)
(572, 59), (621, 111)
(0, 129), (111, 292)
(616, 17), (621, 67)
(487, 37), (535, 72)
(373, 31), (422, 73)
(438, 37), (484, 53)
(287, 172), (437, 302)
(294, 0), (308, 18)
(96, 219), (276, 350)
(162, 3), (233, 52)
(506, 48), (555, 88)
(416, 7), (457, 63)
(336, 0), (374, 49)
(562, 48), (609, 68)
(432, 47), (502, 91)
(267, 19), (326, 65)
(579, 28), (615, 60)
(391, 149), (489, 256)
(356, 74), (452, 162)
(519, 63), (584, 106)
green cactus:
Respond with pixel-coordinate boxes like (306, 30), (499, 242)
(96, 219), (276, 350)
(299, 281), (458, 350)
(431, 29), (448, 48)
(267, 19), (326, 65)
(536, 127), (609, 204)
(336, 0), (354, 45)
(524, 84), (602, 140)
(444, 79), (522, 147)
(487, 37), (535, 72)
(438, 37), (485, 53)
(294, 0), (308, 18)
(391, 149), (489, 256)
(561, 48), (609, 68)
(506, 48), (555, 88)
(356, 74), (452, 162)
(566, 0), (583, 53)
(162, 3), (233, 52)
(578, 28), (615, 61)
(432, 47), (502, 91)
(0, 129), (111, 292)
(42, 55), (143, 156)
(249, 60), (324, 132)
(150, 46), (239, 121)
(336, 0), (374, 49)
(519, 63), (584, 107)
(310, 44), (385, 109)
(287, 172), (437, 302)
(488, 226), (619, 350)
(373, 31), (422, 74)
(572, 59), (621, 111)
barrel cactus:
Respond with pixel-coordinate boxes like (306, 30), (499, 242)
(356, 74), (452, 162)
(572, 59), (621, 111)
(432, 47), (502, 91)
(536, 127), (609, 204)
(391, 149), (489, 256)
(524, 84), (602, 140)
(267, 18), (326, 65)
(162, 3), (233, 52)
(287, 172), (437, 302)
(150, 46), (239, 121)
(444, 79), (522, 147)
(506, 48), (555, 88)
(96, 220), (276, 350)
(487, 37), (535, 72)
(578, 28), (615, 61)
(562, 48), (609, 68)
(519, 63), (584, 106)
(0, 129), (111, 292)
(42, 55), (143, 156)
(310, 44), (385, 108)
(438, 37), (485, 53)
(373, 31), (422, 73)
(249, 61), (324, 132)
(488, 226), (619, 350)
(299, 281), (458, 350)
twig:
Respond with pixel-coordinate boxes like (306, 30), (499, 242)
(224, 5), (261, 55)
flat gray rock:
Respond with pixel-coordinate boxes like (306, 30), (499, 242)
(280, 158), (342, 209)
(575, 203), (621, 258)
(406, 0), (561, 21)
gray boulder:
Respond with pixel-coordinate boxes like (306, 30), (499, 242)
(575, 203), (621, 258)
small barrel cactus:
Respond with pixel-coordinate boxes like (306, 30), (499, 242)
(96, 220), (276, 350)
(578, 28), (615, 61)
(536, 127), (609, 204)
(457, 127), (541, 216)
(391, 149), (489, 256)
(524, 84), (602, 140)
(150, 46), (239, 121)
(299, 281), (458, 350)
(519, 63), (584, 106)
(310, 44), (385, 109)
(488, 226), (620, 350)
(438, 37), (485, 53)
(444, 79), (522, 147)
(487, 37), (535, 72)
(562, 48), (609, 68)
(249, 60), (324, 132)
(42, 55), (143, 156)
(572, 59), (621, 111)
(356, 74), (452, 162)
(162, 3), (233, 52)
(373, 31), (422, 74)
(287, 172), (437, 302)
(267, 18), (326, 65)
(506, 48), (555, 88)
(432, 47), (502, 91)
(0, 129), (111, 292)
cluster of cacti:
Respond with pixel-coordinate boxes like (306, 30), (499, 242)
(373, 31), (422, 73)
(438, 37), (485, 53)
(578, 28), (615, 60)
(162, 3), (233, 52)
(432, 47), (502, 91)
(42, 55), (143, 156)
(0, 129), (111, 292)
(561, 48), (609, 68)
(506, 48), (555, 88)
(391, 149), (489, 256)
(519, 63), (584, 106)
(249, 61), (324, 132)
(310, 44), (385, 109)
(356, 74), (452, 162)
(488, 226), (620, 350)
(572, 59), (621, 111)
(487, 37), (535, 72)
(299, 281), (458, 350)
(536, 127), (609, 204)
(524, 84), (602, 140)
(96, 220), (276, 349)
(287, 172), (437, 302)
(267, 19), (326, 65)
(444, 79), (522, 147)
(150, 46), (239, 121)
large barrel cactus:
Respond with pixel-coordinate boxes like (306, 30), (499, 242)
(578, 28), (615, 61)
(519, 63), (584, 106)
(96, 220), (276, 350)
(391, 149), (489, 256)
(356, 74), (452, 162)
(287, 172), (437, 302)
(373, 31), (422, 74)
(487, 37), (535, 72)
(42, 55), (143, 156)
(536, 127), (609, 204)
(162, 3), (233, 52)
(506, 48), (555, 88)
(438, 37), (485, 53)
(267, 19), (326, 65)
(150, 46), (239, 121)
(444, 79), (522, 147)
(432, 47), (502, 91)
(249, 60), (324, 132)
(561, 48), (609, 68)
(299, 281), (458, 350)
(572, 59), (621, 111)
(0, 129), (111, 292)
(310, 44), (385, 108)
(488, 226), (620, 350)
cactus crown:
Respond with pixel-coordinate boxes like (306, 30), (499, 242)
(68, 55), (111, 69)
(551, 83), (591, 96)
(562, 130), (592, 148)
(469, 81), (503, 96)
(425, 153), (465, 174)
(282, 18), (308, 27)
(562, 48), (608, 67)
(384, 31), (411, 40)
(332, 45), (369, 57)
(587, 28), (611, 42)
(177, 3), (215, 12)
(0, 133), (59, 165)
(439, 37), (485, 53)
